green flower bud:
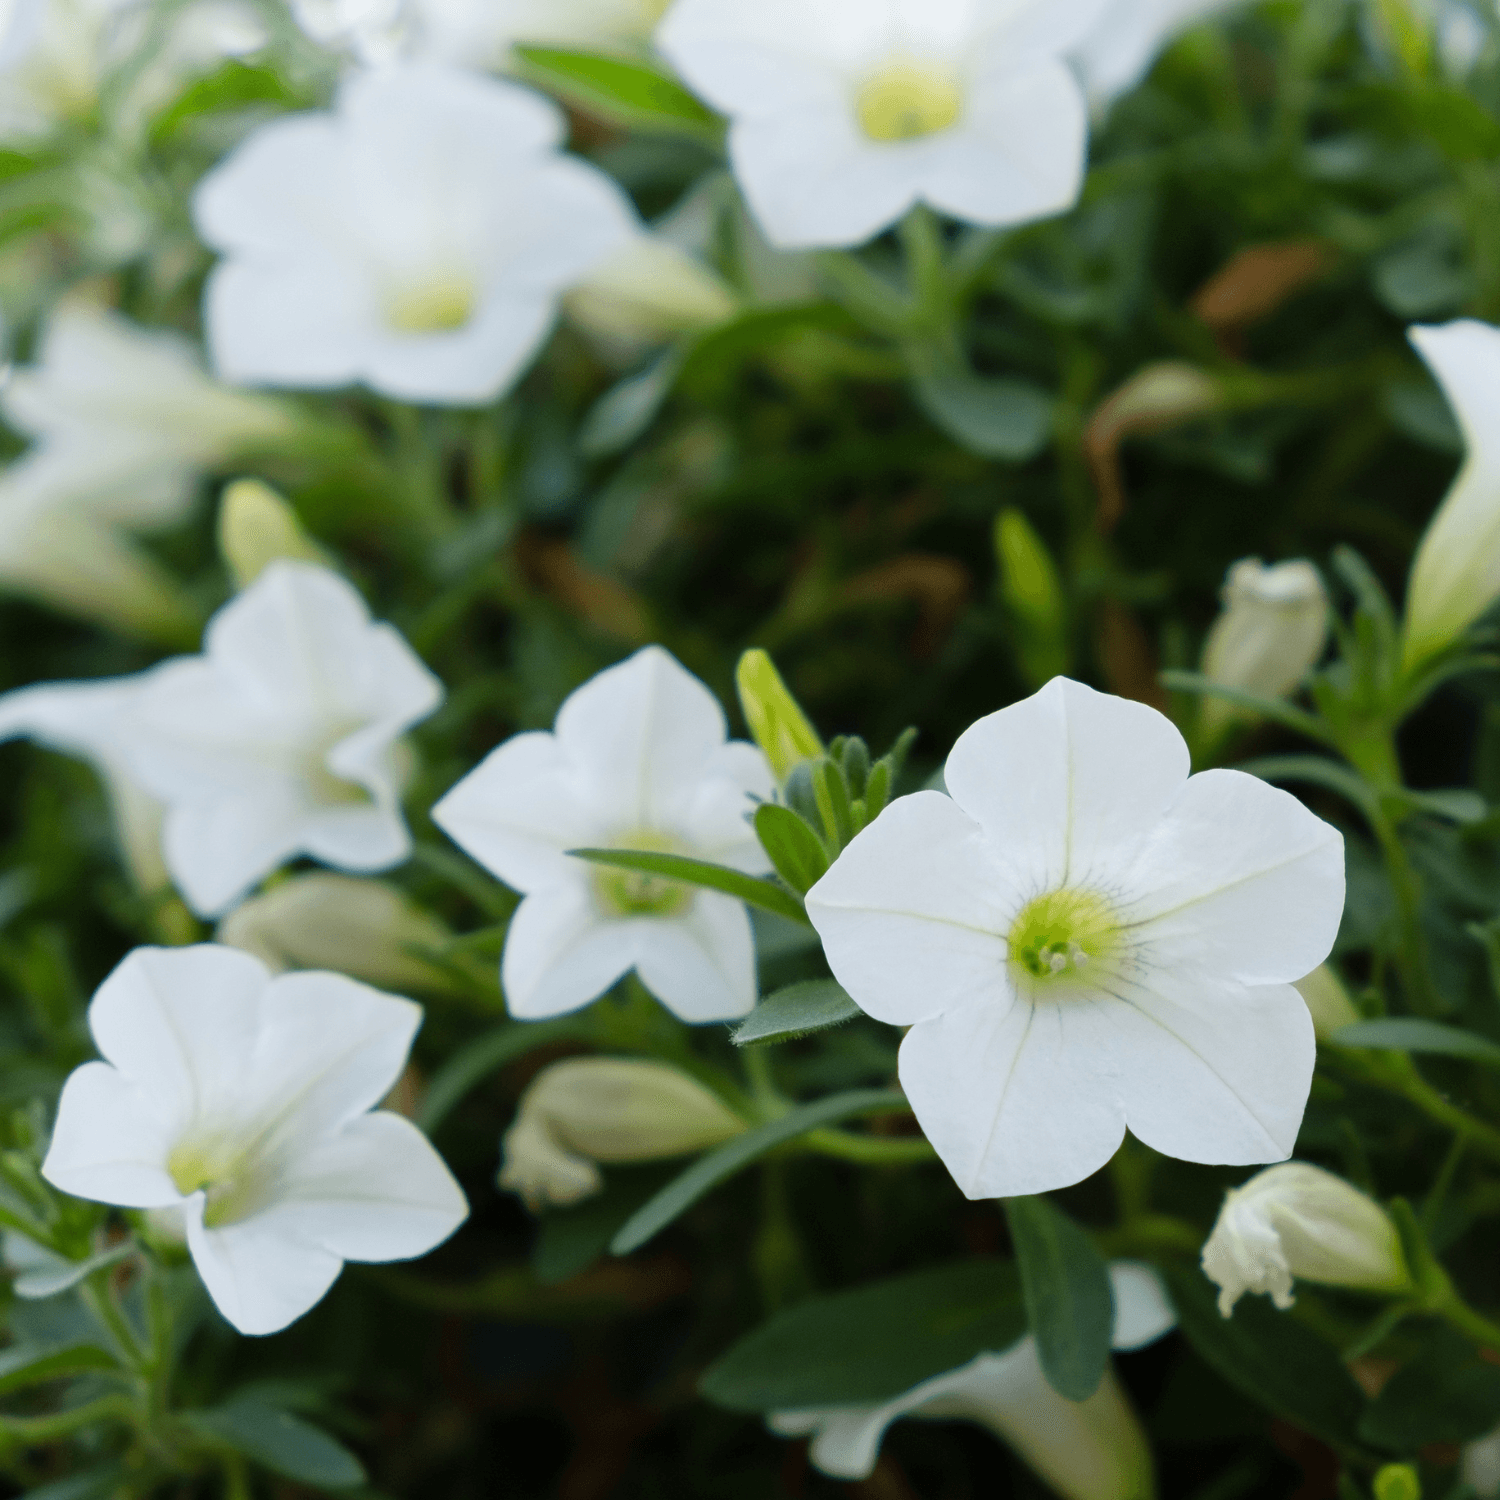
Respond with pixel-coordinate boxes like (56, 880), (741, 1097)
(217, 479), (330, 590)
(1294, 964), (1360, 1041)
(736, 649), (824, 782)
(994, 508), (1068, 688)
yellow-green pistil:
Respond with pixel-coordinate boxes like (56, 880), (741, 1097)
(168, 1138), (266, 1228)
(855, 60), (964, 143)
(592, 830), (694, 918)
(385, 274), (477, 334)
(1006, 888), (1123, 985)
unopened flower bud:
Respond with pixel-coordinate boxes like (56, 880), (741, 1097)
(736, 649), (824, 783)
(1199, 558), (1329, 737)
(565, 237), (738, 357)
(499, 1058), (746, 1211)
(217, 478), (331, 589)
(1202, 1162), (1410, 1316)
(994, 508), (1068, 688)
(1294, 964), (1360, 1041)
(1374, 1464), (1422, 1500)
(217, 874), (454, 992)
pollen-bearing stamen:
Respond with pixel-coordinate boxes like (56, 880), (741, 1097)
(1005, 886), (1123, 989)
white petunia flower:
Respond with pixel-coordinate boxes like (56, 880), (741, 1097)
(1403, 320), (1500, 666)
(1071, 0), (1242, 108)
(0, 673), (167, 890)
(192, 62), (639, 406)
(1201, 1161), (1410, 1316)
(408, 0), (668, 70)
(499, 1056), (746, 1209)
(657, 0), (1107, 250)
(433, 645), (775, 1022)
(0, 301), (294, 632)
(42, 945), (468, 1336)
(1198, 557), (1329, 738)
(806, 676), (1344, 1199)
(0, 562), (443, 917)
(770, 1261), (1171, 1495)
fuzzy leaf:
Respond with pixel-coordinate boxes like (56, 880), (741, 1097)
(567, 848), (811, 926)
(731, 979), (863, 1046)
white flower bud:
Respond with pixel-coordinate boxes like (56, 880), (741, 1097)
(1199, 558), (1329, 737)
(1294, 964), (1360, 1041)
(217, 874), (454, 992)
(499, 1058), (746, 1212)
(1202, 1163), (1410, 1317)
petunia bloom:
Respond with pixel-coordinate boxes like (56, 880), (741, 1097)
(433, 645), (775, 1022)
(1071, 0), (1243, 107)
(1201, 1161), (1410, 1316)
(192, 62), (638, 405)
(42, 945), (468, 1336)
(1402, 320), (1500, 666)
(0, 561), (442, 917)
(770, 1261), (1172, 1495)
(806, 676), (1344, 1199)
(657, 0), (1108, 250)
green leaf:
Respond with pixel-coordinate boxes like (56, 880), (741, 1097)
(417, 1017), (593, 1134)
(151, 61), (295, 142)
(731, 979), (863, 1046)
(532, 1165), (680, 1286)
(1163, 1265), (1368, 1447)
(13, 1242), (135, 1300)
(908, 363), (1053, 461)
(700, 1259), (1026, 1410)
(0, 1342), (117, 1395)
(1331, 1017), (1500, 1069)
(1003, 1196), (1113, 1402)
(1396, 787), (1488, 824)
(567, 848), (811, 926)
(1160, 671), (1334, 745)
(578, 348), (683, 459)
(1235, 755), (1377, 815)
(24, 1464), (128, 1500)
(752, 803), (829, 895)
(514, 47), (721, 139)
(185, 1398), (366, 1489)
(1358, 1325), (1500, 1447)
(610, 1088), (908, 1254)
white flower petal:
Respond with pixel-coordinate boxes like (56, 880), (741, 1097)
(161, 791), (313, 917)
(633, 894), (757, 1022)
(501, 884), (639, 1018)
(1107, 1261), (1176, 1351)
(1119, 768), (1345, 985)
(260, 1112), (467, 1261)
(944, 677), (1190, 895)
(1107, 972), (1314, 1164)
(808, 790), (1019, 1026)
(186, 1198), (345, 1336)
(41, 1063), (184, 1208)
(898, 996), (1128, 1198)
(669, 739), (775, 871)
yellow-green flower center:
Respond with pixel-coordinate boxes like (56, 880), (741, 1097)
(168, 1138), (267, 1229)
(855, 60), (964, 143)
(592, 829), (694, 918)
(1006, 888), (1122, 986)
(385, 274), (477, 335)
(304, 724), (374, 808)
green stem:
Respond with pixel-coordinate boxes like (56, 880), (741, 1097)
(1439, 1289), (1500, 1350)
(814, 250), (914, 335)
(898, 205), (949, 328)
(800, 1128), (936, 1166)
(1365, 795), (1440, 1015)
(1331, 1051), (1500, 1164)
(222, 1452), (253, 1500)
(80, 1264), (148, 1373)
(0, 1395), (137, 1443)
(1098, 1214), (1205, 1260)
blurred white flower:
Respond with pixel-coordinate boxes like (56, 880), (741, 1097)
(1071, 0), (1241, 107)
(658, 0), (1106, 250)
(110, 561), (442, 917)
(289, 0), (409, 64)
(1201, 1161), (1410, 1316)
(0, 302), (293, 632)
(193, 62), (638, 405)
(217, 873), (456, 992)
(433, 645), (775, 1022)
(0, 672), (166, 890)
(499, 1056), (746, 1209)
(806, 676), (1344, 1199)
(770, 1261), (1171, 1495)
(1198, 557), (1329, 737)
(408, 0), (667, 69)
(42, 944), (467, 1335)
(1464, 1424), (1500, 1498)
(1403, 320), (1500, 666)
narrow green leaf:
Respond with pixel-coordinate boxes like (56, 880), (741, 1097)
(150, 61), (295, 143)
(14, 1242), (134, 1300)
(1004, 1196), (1113, 1402)
(700, 1259), (1025, 1410)
(579, 347), (684, 459)
(514, 47), (721, 138)
(753, 804), (829, 895)
(24, 1464), (128, 1500)
(1160, 671), (1334, 744)
(1331, 1017), (1500, 1069)
(610, 1088), (908, 1254)
(418, 1018), (593, 1134)
(1236, 755), (1377, 815)
(567, 848), (811, 926)
(1359, 1325), (1500, 1446)
(184, 1399), (366, 1489)
(0, 1342), (118, 1395)
(1396, 787), (1488, 824)
(1163, 1265), (1368, 1447)
(532, 1165), (680, 1286)
(731, 979), (863, 1046)
(908, 363), (1053, 461)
